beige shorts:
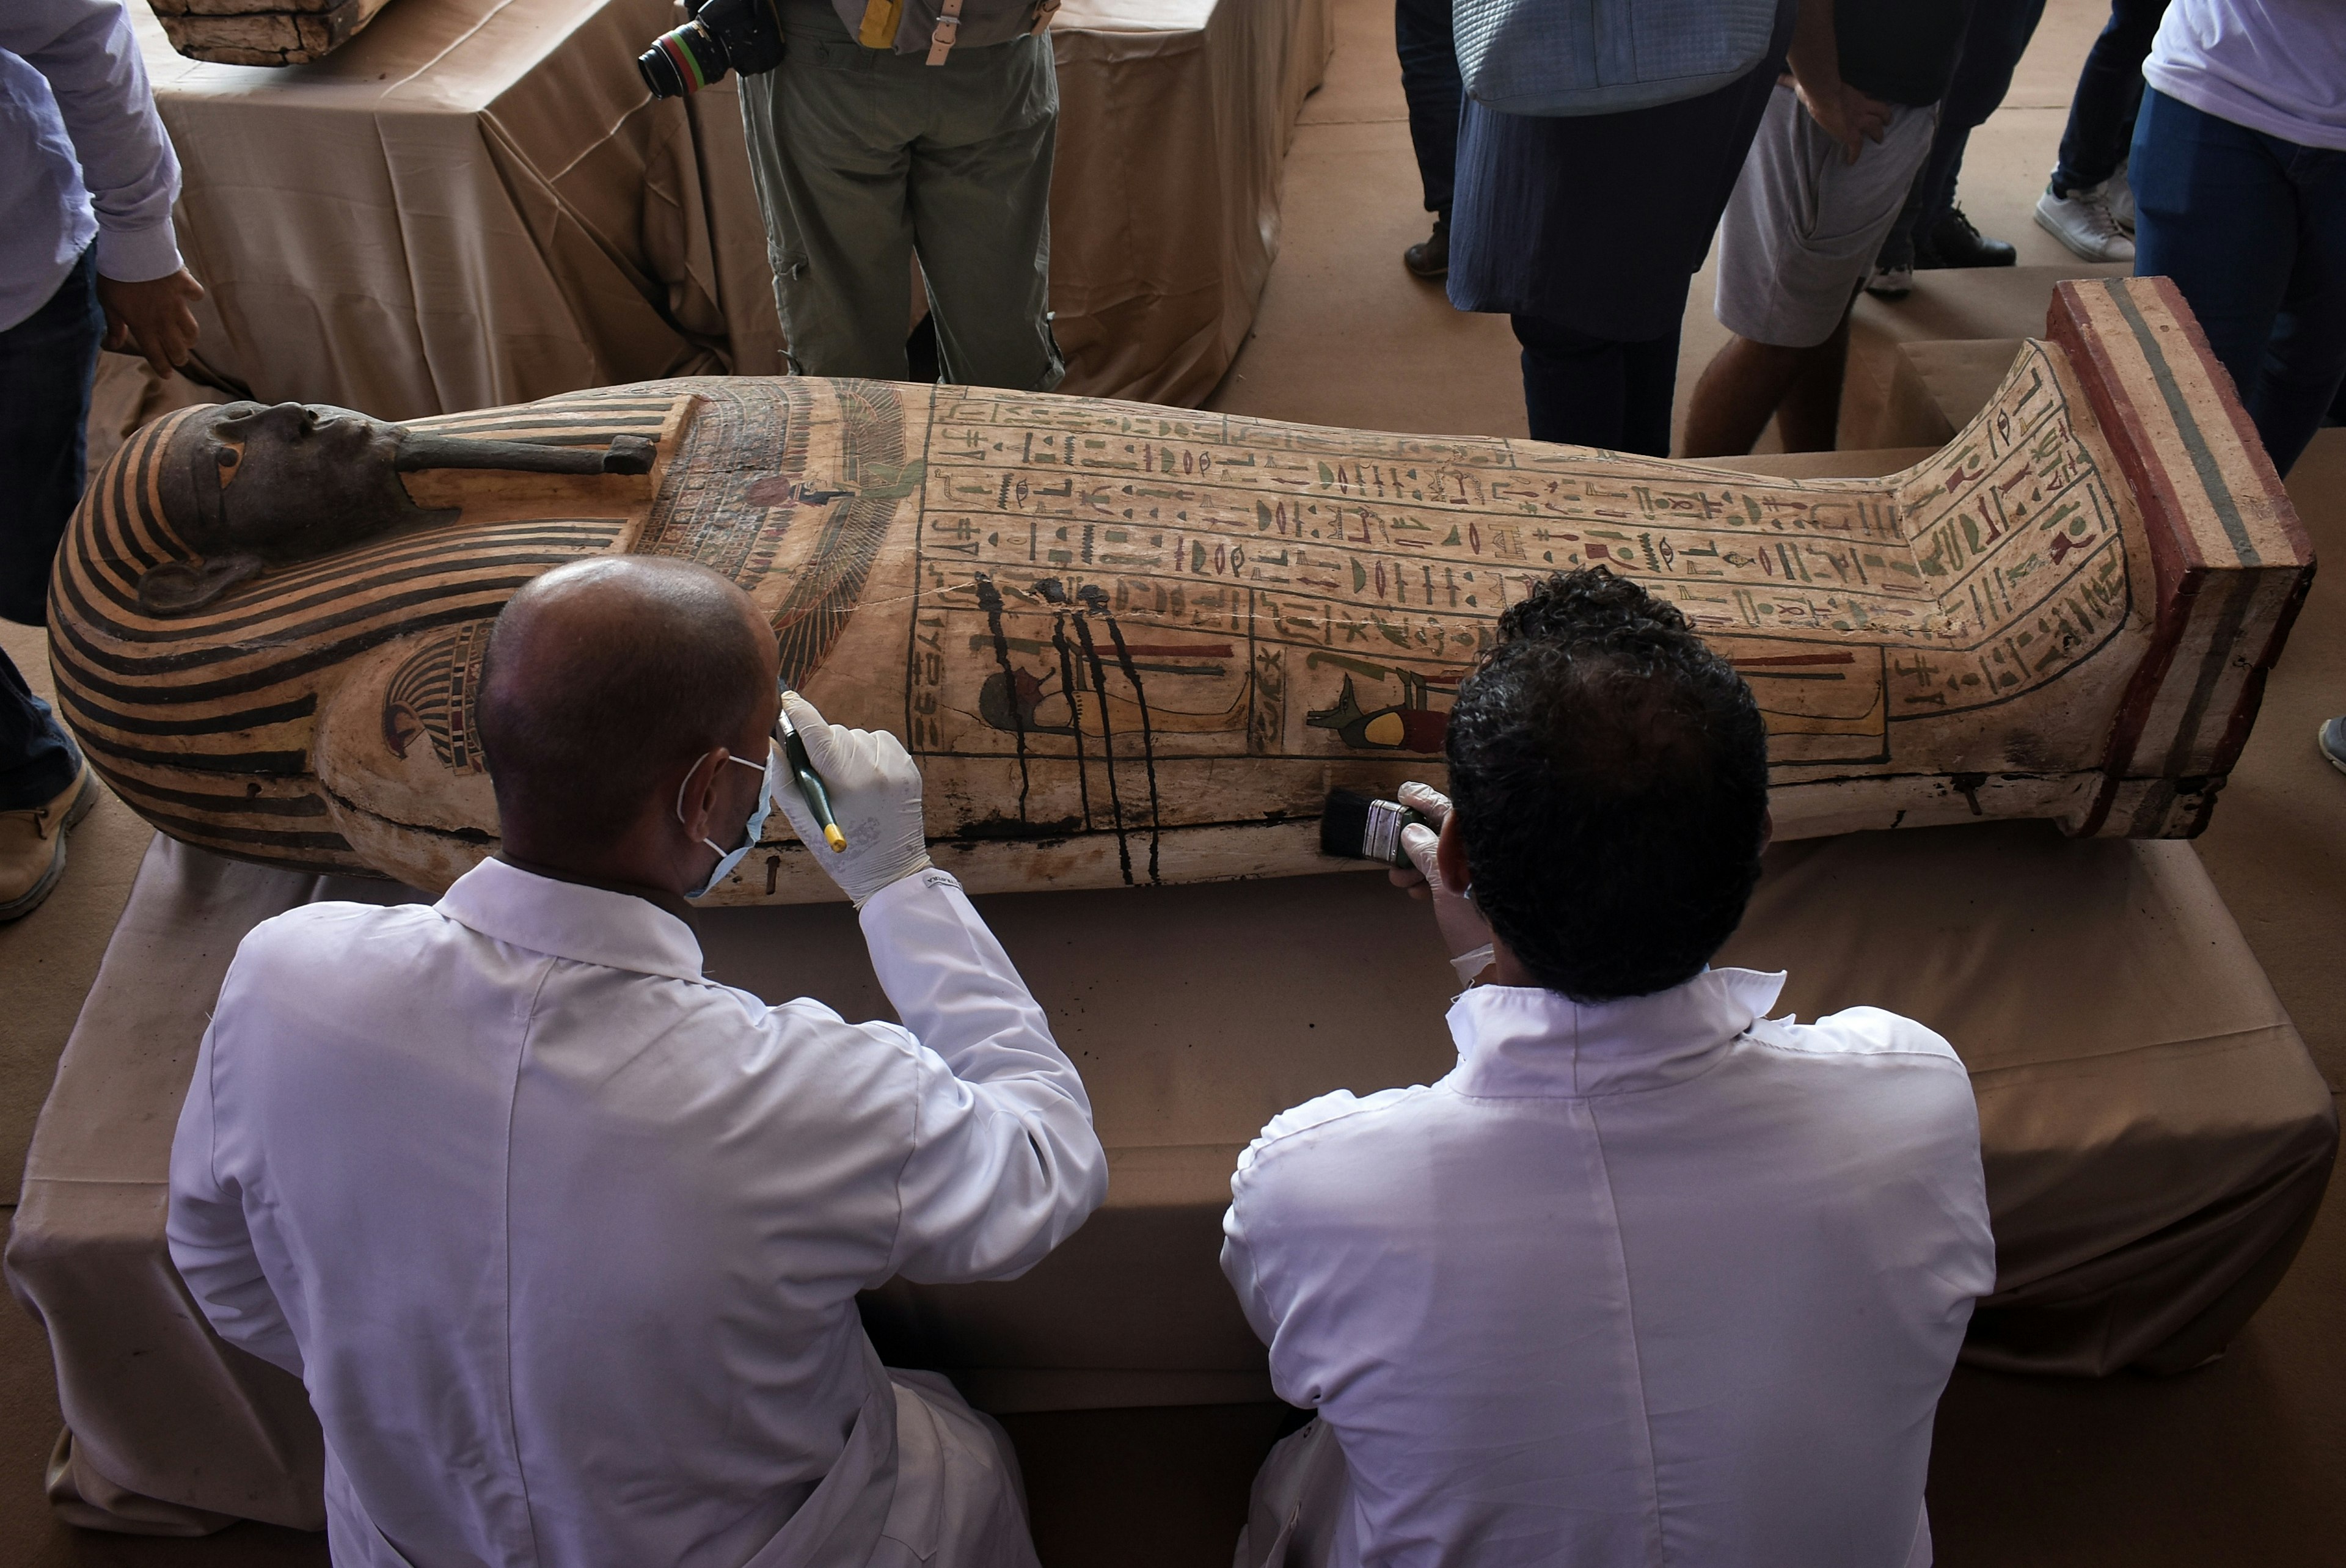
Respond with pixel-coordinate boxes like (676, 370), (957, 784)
(1714, 83), (1938, 348)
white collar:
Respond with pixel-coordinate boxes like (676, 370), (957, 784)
(435, 857), (707, 983)
(1445, 967), (1788, 1099)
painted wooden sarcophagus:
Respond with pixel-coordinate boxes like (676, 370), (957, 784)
(48, 278), (2312, 904)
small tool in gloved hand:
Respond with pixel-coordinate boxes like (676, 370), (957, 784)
(777, 702), (846, 852)
(1320, 789), (1430, 868)
(1329, 783), (1496, 986)
(774, 692), (935, 908)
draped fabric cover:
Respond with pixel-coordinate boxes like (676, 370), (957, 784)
(5, 820), (2333, 1531)
(130, 0), (1331, 420)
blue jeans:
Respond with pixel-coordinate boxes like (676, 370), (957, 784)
(1, 651), (81, 812)
(2052, 0), (2168, 194)
(0, 247), (99, 807)
(2133, 88), (2346, 475)
(1395, 0), (1460, 220)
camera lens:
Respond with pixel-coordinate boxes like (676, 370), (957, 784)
(636, 43), (684, 99)
(637, 42), (684, 99)
(635, 21), (728, 99)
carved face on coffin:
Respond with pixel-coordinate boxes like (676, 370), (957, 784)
(145, 401), (451, 614)
(140, 402), (657, 616)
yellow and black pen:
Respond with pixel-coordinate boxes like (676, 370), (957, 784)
(776, 704), (847, 853)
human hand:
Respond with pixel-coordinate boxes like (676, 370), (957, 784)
(97, 268), (204, 377)
(1843, 86), (1893, 149)
(1797, 81), (1891, 165)
(1386, 781), (1496, 985)
(775, 691), (934, 908)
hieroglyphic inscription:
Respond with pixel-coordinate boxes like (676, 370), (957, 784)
(905, 343), (2130, 830)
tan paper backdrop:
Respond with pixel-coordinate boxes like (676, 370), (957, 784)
(5, 822), (2333, 1532)
(133, 0), (1331, 420)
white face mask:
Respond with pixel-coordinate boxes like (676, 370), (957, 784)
(678, 743), (779, 899)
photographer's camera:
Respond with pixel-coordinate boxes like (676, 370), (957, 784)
(637, 0), (785, 98)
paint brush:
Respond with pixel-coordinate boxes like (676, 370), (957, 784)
(776, 705), (847, 853)
(1320, 789), (1428, 869)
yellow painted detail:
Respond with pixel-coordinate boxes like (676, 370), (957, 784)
(1364, 712), (1406, 748)
(857, 0), (902, 49)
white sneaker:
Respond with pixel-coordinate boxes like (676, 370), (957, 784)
(1865, 261), (1915, 300)
(2107, 161), (2135, 234)
(2035, 183), (2135, 263)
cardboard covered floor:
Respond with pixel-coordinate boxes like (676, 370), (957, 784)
(4, 0), (2344, 1560)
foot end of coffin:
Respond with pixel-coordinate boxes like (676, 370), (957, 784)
(2049, 277), (2316, 837)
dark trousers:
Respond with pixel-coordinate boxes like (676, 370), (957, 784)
(2133, 88), (2346, 475)
(1448, 0), (1791, 453)
(1879, 0), (2047, 263)
(742, 4), (1063, 387)
(1511, 316), (1681, 456)
(1, 246), (101, 627)
(1395, 0), (1461, 220)
(0, 247), (99, 806)
(2053, 0), (2169, 194)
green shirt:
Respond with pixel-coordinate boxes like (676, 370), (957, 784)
(1835, 0), (1973, 108)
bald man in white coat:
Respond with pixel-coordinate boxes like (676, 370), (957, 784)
(169, 558), (1106, 1567)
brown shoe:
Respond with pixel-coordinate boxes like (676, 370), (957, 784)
(1, 764), (100, 922)
(1404, 216), (1449, 280)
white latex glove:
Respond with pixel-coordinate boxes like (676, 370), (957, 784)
(1387, 781), (1497, 986)
(776, 691), (934, 908)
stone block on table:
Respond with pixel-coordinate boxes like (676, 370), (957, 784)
(150, 0), (395, 66)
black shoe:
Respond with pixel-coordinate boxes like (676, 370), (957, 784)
(1405, 216), (1449, 280)
(1918, 206), (2016, 270)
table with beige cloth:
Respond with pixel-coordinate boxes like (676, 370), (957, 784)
(133, 0), (1330, 420)
(6, 820), (2334, 1534)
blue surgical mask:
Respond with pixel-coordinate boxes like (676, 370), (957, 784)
(678, 743), (780, 899)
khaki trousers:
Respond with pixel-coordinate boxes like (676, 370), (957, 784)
(741, 2), (1064, 389)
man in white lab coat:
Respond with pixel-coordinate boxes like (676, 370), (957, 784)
(1222, 567), (1995, 1568)
(168, 557), (1107, 1568)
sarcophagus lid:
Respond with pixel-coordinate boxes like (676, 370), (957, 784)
(49, 279), (2313, 903)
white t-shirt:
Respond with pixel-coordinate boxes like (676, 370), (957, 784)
(2145, 0), (2346, 151)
